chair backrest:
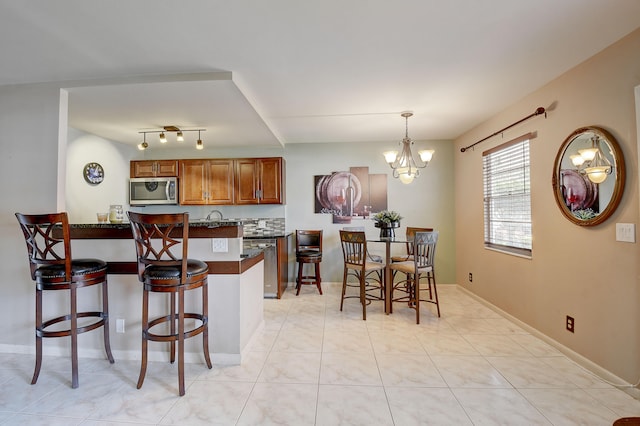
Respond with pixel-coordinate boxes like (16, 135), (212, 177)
(339, 230), (368, 267)
(15, 212), (72, 280)
(296, 230), (322, 254)
(127, 212), (190, 282)
(413, 231), (438, 269)
(405, 226), (434, 255)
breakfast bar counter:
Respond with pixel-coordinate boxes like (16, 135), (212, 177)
(65, 221), (263, 275)
(65, 221), (264, 365)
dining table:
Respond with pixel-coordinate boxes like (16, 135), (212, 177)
(367, 236), (408, 314)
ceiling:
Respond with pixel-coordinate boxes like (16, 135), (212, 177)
(1, 1), (639, 150)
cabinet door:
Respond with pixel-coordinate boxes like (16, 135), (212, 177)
(155, 160), (178, 177)
(208, 160), (235, 204)
(130, 160), (178, 177)
(235, 159), (259, 204)
(259, 157), (284, 204)
(130, 161), (156, 178)
(179, 160), (208, 205)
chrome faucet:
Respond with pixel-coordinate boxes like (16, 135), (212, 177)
(206, 209), (223, 221)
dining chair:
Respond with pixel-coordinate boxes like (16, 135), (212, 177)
(128, 211), (212, 396)
(342, 226), (383, 263)
(15, 212), (114, 388)
(390, 226), (434, 262)
(295, 230), (323, 295)
(389, 231), (440, 323)
(339, 230), (386, 320)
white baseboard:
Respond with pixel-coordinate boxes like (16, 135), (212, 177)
(456, 285), (640, 399)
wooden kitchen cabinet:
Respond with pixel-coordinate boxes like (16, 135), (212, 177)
(235, 157), (285, 205)
(130, 160), (178, 178)
(177, 157), (284, 206)
(179, 159), (235, 205)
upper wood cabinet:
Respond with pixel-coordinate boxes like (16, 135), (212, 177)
(179, 159), (235, 205)
(130, 160), (178, 178)
(235, 157), (285, 205)
(178, 157), (284, 206)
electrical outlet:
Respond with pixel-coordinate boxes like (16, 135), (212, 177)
(468, 273), (473, 282)
(566, 315), (574, 333)
(212, 238), (228, 252)
(116, 318), (125, 333)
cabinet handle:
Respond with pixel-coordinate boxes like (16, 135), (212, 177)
(256, 189), (263, 199)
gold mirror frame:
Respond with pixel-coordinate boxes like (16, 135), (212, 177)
(552, 126), (625, 226)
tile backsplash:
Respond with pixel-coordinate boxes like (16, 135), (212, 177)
(241, 217), (286, 237)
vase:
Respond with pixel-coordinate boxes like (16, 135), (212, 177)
(375, 221), (400, 238)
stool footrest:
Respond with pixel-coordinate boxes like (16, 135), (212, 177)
(144, 313), (208, 342)
(37, 312), (109, 338)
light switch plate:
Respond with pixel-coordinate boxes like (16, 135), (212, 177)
(212, 238), (229, 252)
(616, 223), (636, 243)
(116, 318), (125, 333)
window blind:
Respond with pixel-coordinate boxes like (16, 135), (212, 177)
(483, 134), (532, 257)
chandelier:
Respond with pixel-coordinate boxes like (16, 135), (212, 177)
(383, 112), (434, 184)
(138, 126), (206, 151)
(569, 135), (612, 183)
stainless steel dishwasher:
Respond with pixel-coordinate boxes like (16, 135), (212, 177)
(243, 238), (278, 298)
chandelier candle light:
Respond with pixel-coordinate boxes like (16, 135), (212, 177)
(384, 112), (434, 184)
(569, 135), (613, 183)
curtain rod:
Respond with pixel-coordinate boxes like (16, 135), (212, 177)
(460, 107), (546, 153)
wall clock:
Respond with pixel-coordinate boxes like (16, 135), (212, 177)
(83, 162), (104, 185)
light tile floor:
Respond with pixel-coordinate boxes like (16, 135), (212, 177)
(1, 283), (640, 425)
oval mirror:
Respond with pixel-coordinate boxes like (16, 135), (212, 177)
(552, 126), (625, 226)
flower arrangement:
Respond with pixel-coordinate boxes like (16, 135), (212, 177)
(372, 210), (403, 225)
(572, 208), (597, 220)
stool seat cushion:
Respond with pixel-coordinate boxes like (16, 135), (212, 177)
(35, 259), (107, 279)
(143, 259), (208, 280)
(297, 249), (321, 256)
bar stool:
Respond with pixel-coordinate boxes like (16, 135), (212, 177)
(128, 212), (212, 396)
(389, 231), (440, 323)
(295, 230), (323, 295)
(390, 226), (433, 262)
(15, 212), (114, 389)
(339, 230), (386, 320)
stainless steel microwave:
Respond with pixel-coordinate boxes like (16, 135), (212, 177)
(129, 177), (178, 205)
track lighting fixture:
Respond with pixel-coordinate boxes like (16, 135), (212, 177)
(196, 130), (203, 150)
(137, 133), (149, 150)
(138, 126), (206, 150)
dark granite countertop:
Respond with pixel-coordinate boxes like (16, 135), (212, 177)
(241, 248), (264, 259)
(66, 221), (243, 239)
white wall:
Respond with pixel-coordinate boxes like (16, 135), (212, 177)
(66, 128), (137, 223)
(1, 83), (62, 348)
(285, 140), (456, 284)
